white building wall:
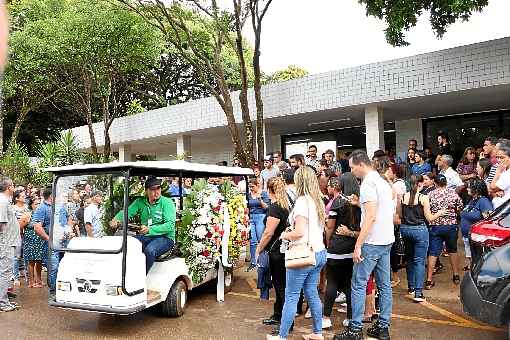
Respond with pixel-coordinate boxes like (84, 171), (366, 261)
(71, 37), (510, 150)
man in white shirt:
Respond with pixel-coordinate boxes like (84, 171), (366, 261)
(305, 145), (320, 170)
(335, 150), (393, 340)
(490, 143), (510, 209)
(438, 154), (463, 191)
(260, 156), (278, 191)
(0, 177), (20, 312)
(272, 151), (289, 174)
(84, 191), (104, 238)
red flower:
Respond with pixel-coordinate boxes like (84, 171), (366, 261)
(206, 232), (212, 238)
(202, 250), (210, 257)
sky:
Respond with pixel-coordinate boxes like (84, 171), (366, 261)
(243, 0), (510, 75)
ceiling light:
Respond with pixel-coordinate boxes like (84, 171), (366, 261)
(308, 117), (351, 127)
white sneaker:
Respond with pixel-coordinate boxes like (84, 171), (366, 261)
(342, 319), (350, 327)
(305, 308), (312, 319)
(322, 318), (332, 329)
(266, 335), (283, 340)
(335, 292), (346, 303)
(337, 307), (347, 313)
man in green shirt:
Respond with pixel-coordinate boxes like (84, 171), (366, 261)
(111, 176), (176, 273)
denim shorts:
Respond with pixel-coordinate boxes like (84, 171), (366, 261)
(428, 224), (458, 257)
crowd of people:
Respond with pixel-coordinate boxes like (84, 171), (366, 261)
(1, 131), (510, 340)
(0, 171), (183, 313)
(246, 132), (510, 340)
(0, 180), (119, 311)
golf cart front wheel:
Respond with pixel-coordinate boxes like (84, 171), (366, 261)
(160, 279), (187, 317)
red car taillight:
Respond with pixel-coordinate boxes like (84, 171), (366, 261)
(471, 220), (510, 248)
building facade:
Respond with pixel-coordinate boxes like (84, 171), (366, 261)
(71, 37), (510, 164)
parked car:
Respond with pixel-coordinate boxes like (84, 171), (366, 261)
(460, 198), (510, 336)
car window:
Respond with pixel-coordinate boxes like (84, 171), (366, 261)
(500, 214), (510, 228)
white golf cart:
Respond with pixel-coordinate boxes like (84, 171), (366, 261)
(45, 161), (252, 317)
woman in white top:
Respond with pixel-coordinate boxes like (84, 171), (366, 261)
(268, 166), (327, 340)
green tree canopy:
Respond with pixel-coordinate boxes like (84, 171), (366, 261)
(264, 65), (309, 84)
(359, 0), (489, 46)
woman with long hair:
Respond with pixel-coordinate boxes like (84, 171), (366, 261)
(421, 172), (436, 195)
(426, 175), (463, 289)
(323, 176), (361, 329)
(268, 166), (327, 340)
(459, 179), (493, 270)
(256, 177), (290, 335)
(457, 147), (479, 203)
(22, 197), (43, 288)
(476, 158), (492, 184)
(397, 175), (444, 302)
(247, 177), (269, 271)
(456, 147), (478, 182)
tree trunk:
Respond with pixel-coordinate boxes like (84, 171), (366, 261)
(7, 106), (30, 152)
(222, 96), (247, 166)
(253, 30), (264, 162)
(232, 0), (255, 165)
(81, 73), (98, 158)
(103, 128), (111, 163)
(84, 108), (98, 158)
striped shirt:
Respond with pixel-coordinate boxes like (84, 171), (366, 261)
(486, 164), (498, 185)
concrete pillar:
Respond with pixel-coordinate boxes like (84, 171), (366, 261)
(395, 118), (423, 160)
(271, 134), (282, 154)
(177, 134), (192, 161)
(118, 144), (134, 162)
(364, 105), (385, 158)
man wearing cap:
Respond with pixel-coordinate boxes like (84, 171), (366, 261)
(110, 176), (176, 273)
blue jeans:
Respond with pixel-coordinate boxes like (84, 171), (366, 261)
(249, 213), (266, 265)
(12, 256), (20, 281)
(279, 250), (327, 338)
(47, 249), (60, 294)
(135, 235), (174, 273)
(400, 225), (429, 294)
(350, 244), (393, 330)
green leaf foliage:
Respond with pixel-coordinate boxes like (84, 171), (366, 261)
(359, 0), (489, 46)
(263, 65), (309, 85)
(0, 142), (32, 185)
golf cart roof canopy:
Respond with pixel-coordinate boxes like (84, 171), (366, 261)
(44, 160), (254, 177)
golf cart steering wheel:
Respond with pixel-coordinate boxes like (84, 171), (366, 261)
(127, 223), (142, 232)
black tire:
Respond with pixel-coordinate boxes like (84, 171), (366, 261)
(160, 279), (187, 317)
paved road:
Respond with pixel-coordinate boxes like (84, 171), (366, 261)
(1, 267), (506, 340)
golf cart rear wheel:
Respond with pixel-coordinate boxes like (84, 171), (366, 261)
(160, 280), (187, 317)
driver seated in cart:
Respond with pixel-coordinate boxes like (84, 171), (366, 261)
(110, 176), (176, 273)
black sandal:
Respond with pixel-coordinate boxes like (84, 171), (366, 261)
(453, 275), (461, 285)
(425, 281), (435, 290)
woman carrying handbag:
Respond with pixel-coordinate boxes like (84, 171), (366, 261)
(267, 166), (327, 340)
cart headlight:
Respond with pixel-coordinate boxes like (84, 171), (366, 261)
(57, 281), (72, 292)
(105, 285), (124, 296)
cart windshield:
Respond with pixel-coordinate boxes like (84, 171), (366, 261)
(50, 172), (127, 252)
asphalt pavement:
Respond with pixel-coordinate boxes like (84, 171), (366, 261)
(0, 261), (506, 340)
